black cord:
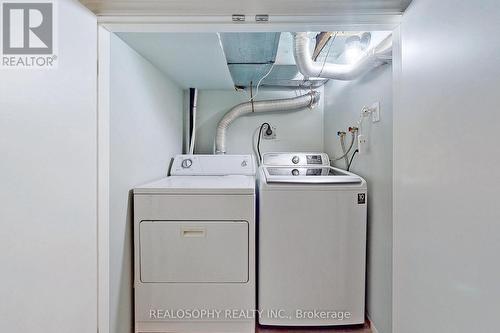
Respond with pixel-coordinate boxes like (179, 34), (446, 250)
(347, 149), (359, 171)
(257, 122), (270, 163)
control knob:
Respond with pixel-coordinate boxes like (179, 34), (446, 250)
(292, 156), (300, 164)
(181, 158), (193, 168)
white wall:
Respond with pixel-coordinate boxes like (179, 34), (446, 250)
(0, 1), (97, 332)
(323, 64), (393, 333)
(394, 1), (500, 332)
(109, 34), (184, 333)
(194, 87), (324, 155)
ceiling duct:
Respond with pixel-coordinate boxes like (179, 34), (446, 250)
(219, 32), (327, 89)
(293, 32), (392, 80)
(219, 32), (280, 88)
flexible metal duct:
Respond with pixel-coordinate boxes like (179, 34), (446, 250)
(293, 32), (392, 80)
(215, 91), (320, 154)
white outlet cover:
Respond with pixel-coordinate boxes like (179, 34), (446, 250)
(371, 102), (380, 122)
(263, 125), (277, 140)
(358, 134), (367, 154)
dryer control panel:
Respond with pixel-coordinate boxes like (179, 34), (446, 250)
(170, 154), (256, 176)
(262, 153), (330, 167)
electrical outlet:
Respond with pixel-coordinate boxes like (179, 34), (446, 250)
(358, 134), (367, 154)
(371, 102), (380, 123)
(263, 125), (276, 140)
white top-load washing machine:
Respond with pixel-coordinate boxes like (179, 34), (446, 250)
(134, 155), (256, 333)
(257, 153), (367, 326)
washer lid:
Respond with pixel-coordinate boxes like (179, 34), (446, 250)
(263, 166), (362, 184)
(134, 175), (255, 195)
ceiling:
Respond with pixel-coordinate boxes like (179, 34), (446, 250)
(117, 31), (392, 90)
(81, 0), (412, 16)
(117, 33), (234, 90)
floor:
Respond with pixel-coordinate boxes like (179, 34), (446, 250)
(257, 320), (372, 333)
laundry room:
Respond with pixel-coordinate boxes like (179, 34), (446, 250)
(99, 26), (395, 333)
(4, 1), (500, 333)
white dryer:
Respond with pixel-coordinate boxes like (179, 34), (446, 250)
(257, 153), (367, 326)
(134, 155), (256, 333)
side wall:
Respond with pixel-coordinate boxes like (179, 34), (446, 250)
(0, 1), (98, 332)
(394, 0), (500, 332)
(194, 88), (324, 154)
(109, 34), (184, 333)
(323, 64), (393, 333)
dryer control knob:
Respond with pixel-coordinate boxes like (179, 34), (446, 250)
(292, 155), (300, 164)
(292, 169), (299, 176)
(181, 158), (193, 168)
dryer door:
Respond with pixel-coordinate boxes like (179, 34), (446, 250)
(140, 221), (248, 283)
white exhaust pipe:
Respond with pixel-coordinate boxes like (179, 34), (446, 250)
(293, 32), (392, 80)
(215, 91), (320, 154)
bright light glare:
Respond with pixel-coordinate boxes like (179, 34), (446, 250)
(344, 36), (363, 63)
(345, 46), (362, 63)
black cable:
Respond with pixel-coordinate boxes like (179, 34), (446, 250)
(257, 122), (270, 163)
(347, 149), (359, 171)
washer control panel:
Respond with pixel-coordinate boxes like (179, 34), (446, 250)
(262, 153), (330, 167)
(171, 154), (256, 176)
(306, 154), (324, 165)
